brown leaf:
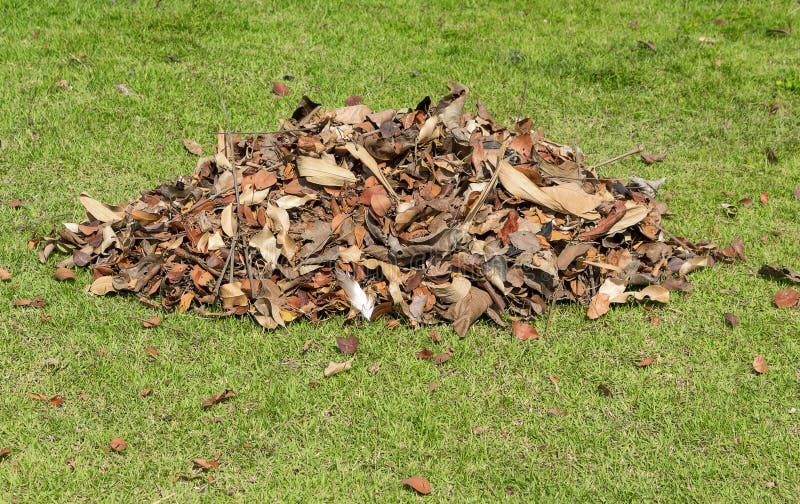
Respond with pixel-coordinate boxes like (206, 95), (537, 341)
(794, 187), (800, 200)
(723, 313), (739, 328)
(512, 321), (540, 340)
(634, 356), (654, 367)
(766, 147), (778, 164)
(202, 389), (236, 408)
(109, 438), (127, 452)
(433, 353), (451, 365)
(402, 476), (431, 495)
(640, 152), (666, 164)
(368, 361), (380, 376)
(739, 198), (752, 207)
(335, 336), (359, 355)
(48, 395), (65, 407)
(429, 328), (442, 343)
(471, 425), (489, 435)
(9, 199), (25, 208)
(449, 287), (492, 338)
(587, 293), (611, 320)
(759, 265), (800, 284)
(27, 392), (48, 401)
(142, 317), (161, 328)
(140, 387), (152, 397)
(417, 348), (434, 360)
(345, 95), (362, 106)
(760, 192), (769, 204)
(0, 447), (9, 460)
(324, 359), (353, 377)
(182, 139), (203, 156)
(0, 268), (11, 281)
(547, 407), (566, 416)
(272, 81), (289, 96)
(14, 298), (47, 308)
(144, 346), (158, 357)
(54, 267), (76, 281)
(597, 384), (613, 397)
(637, 40), (656, 50)
(193, 458), (219, 470)
(753, 354), (768, 374)
(773, 289), (800, 308)
(769, 103), (781, 114)
(301, 339), (312, 354)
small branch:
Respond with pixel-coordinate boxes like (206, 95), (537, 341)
(588, 144), (645, 171)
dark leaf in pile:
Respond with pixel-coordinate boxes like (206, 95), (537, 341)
(758, 265), (800, 284)
(39, 83), (732, 335)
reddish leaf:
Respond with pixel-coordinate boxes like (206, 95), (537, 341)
(48, 395), (65, 407)
(512, 321), (539, 340)
(345, 95), (362, 106)
(402, 476), (431, 495)
(9, 199), (25, 208)
(202, 388), (236, 408)
(549, 374), (558, 385)
(335, 336), (360, 355)
(753, 354), (768, 374)
(769, 103), (780, 114)
(109, 438), (127, 452)
(144, 346), (158, 357)
(142, 317), (161, 328)
(272, 81), (289, 96)
(760, 192), (769, 204)
(634, 356), (654, 367)
(140, 387), (152, 397)
(739, 198), (752, 208)
(13, 298), (46, 308)
(0, 447), (9, 460)
(433, 353), (451, 365)
(417, 348), (433, 360)
(773, 289), (800, 308)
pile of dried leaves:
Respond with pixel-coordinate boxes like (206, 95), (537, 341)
(36, 83), (745, 336)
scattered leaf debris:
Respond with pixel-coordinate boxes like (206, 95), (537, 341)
(0, 268), (11, 281)
(109, 437), (127, 452)
(37, 84), (731, 335)
(634, 356), (654, 367)
(753, 354), (768, 374)
(201, 388), (236, 408)
(512, 320), (539, 340)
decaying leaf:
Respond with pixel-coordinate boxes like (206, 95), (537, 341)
(109, 438), (127, 452)
(192, 458), (219, 470)
(723, 313), (739, 328)
(183, 139), (203, 156)
(587, 293), (611, 320)
(752, 354), (768, 374)
(759, 265), (800, 285)
(89, 276), (115, 295)
(202, 388), (236, 408)
(0, 447), (9, 460)
(296, 156), (356, 186)
(79, 193), (124, 223)
(402, 476), (431, 495)
(272, 81), (289, 96)
(635, 356), (654, 367)
(335, 336), (359, 355)
(773, 289), (800, 308)
(512, 321), (540, 340)
(0, 268), (12, 281)
(324, 358), (354, 377)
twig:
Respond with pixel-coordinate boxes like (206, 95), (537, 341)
(516, 81), (528, 120)
(172, 248), (221, 277)
(588, 144), (645, 171)
(240, 233), (256, 297)
(462, 156), (501, 227)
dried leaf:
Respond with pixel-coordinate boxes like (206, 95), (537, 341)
(79, 193), (124, 223)
(637, 40), (656, 50)
(512, 321), (540, 340)
(9, 199), (25, 208)
(433, 353), (451, 365)
(272, 81), (289, 96)
(335, 336), (359, 355)
(140, 387), (152, 397)
(221, 203), (237, 237)
(192, 458), (219, 470)
(324, 358), (353, 377)
(723, 313), (739, 328)
(759, 265), (800, 284)
(109, 438), (127, 452)
(635, 356), (654, 367)
(296, 155), (356, 187)
(753, 354), (768, 374)
(182, 139), (203, 156)
(0, 447), (9, 460)
(402, 476), (431, 495)
(142, 317), (161, 328)
(144, 346), (158, 357)
(587, 293), (611, 319)
(0, 268), (12, 281)
(202, 389), (236, 408)
(773, 289), (800, 308)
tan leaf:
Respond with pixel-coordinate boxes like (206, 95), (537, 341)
(140, 387), (152, 397)
(142, 317), (161, 328)
(402, 476), (431, 495)
(178, 291), (194, 313)
(296, 156), (356, 187)
(0, 268), (11, 281)
(512, 321), (539, 340)
(192, 458), (219, 470)
(345, 142), (398, 201)
(79, 193), (124, 223)
(88, 276), (115, 295)
(221, 203), (237, 237)
(109, 438), (127, 452)
(753, 354), (768, 374)
(632, 285), (670, 303)
(183, 139), (203, 156)
(144, 346), (158, 357)
(54, 267), (76, 281)
(220, 282), (248, 309)
(679, 256), (710, 276)
(323, 358), (353, 377)
(587, 293), (611, 319)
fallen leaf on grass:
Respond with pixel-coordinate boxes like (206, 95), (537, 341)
(760, 192), (769, 204)
(116, 83), (134, 95)
(402, 476), (431, 495)
(335, 336), (359, 355)
(635, 356), (654, 367)
(368, 361), (380, 376)
(471, 426), (489, 435)
(773, 289), (800, 308)
(767, 26), (792, 36)
(324, 359), (353, 377)
(0, 269), (11, 280)
(739, 198), (752, 208)
(9, 199), (25, 208)
(769, 103), (781, 114)
(109, 438), (127, 452)
(89, 276), (115, 295)
(272, 81), (289, 96)
(0, 447), (9, 460)
(144, 346), (158, 357)
(13, 298), (47, 308)
(54, 267), (76, 281)
(182, 139), (203, 156)
(417, 348), (434, 360)
(140, 387), (152, 397)
(723, 313), (739, 327)
(587, 293), (610, 319)
(766, 147), (778, 164)
(547, 407), (566, 416)
(759, 265), (800, 284)
(301, 339), (312, 354)
(192, 458), (219, 470)
(141, 317), (161, 328)
(433, 352), (451, 365)
(202, 389), (236, 408)
(794, 187), (800, 200)
(640, 152), (666, 164)
(753, 354), (768, 374)
(637, 40), (656, 50)
(512, 321), (540, 340)
(597, 384), (613, 397)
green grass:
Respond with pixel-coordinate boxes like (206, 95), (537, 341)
(1, 0), (800, 501)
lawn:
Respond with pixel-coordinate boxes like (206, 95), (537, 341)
(1, 0), (799, 501)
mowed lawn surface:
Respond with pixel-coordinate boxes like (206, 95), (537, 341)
(1, 0), (799, 501)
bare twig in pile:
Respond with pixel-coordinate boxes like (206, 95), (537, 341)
(588, 144), (645, 171)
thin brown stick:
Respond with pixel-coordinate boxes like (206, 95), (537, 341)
(588, 144), (645, 171)
(172, 248), (221, 277)
(127, 316), (206, 339)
